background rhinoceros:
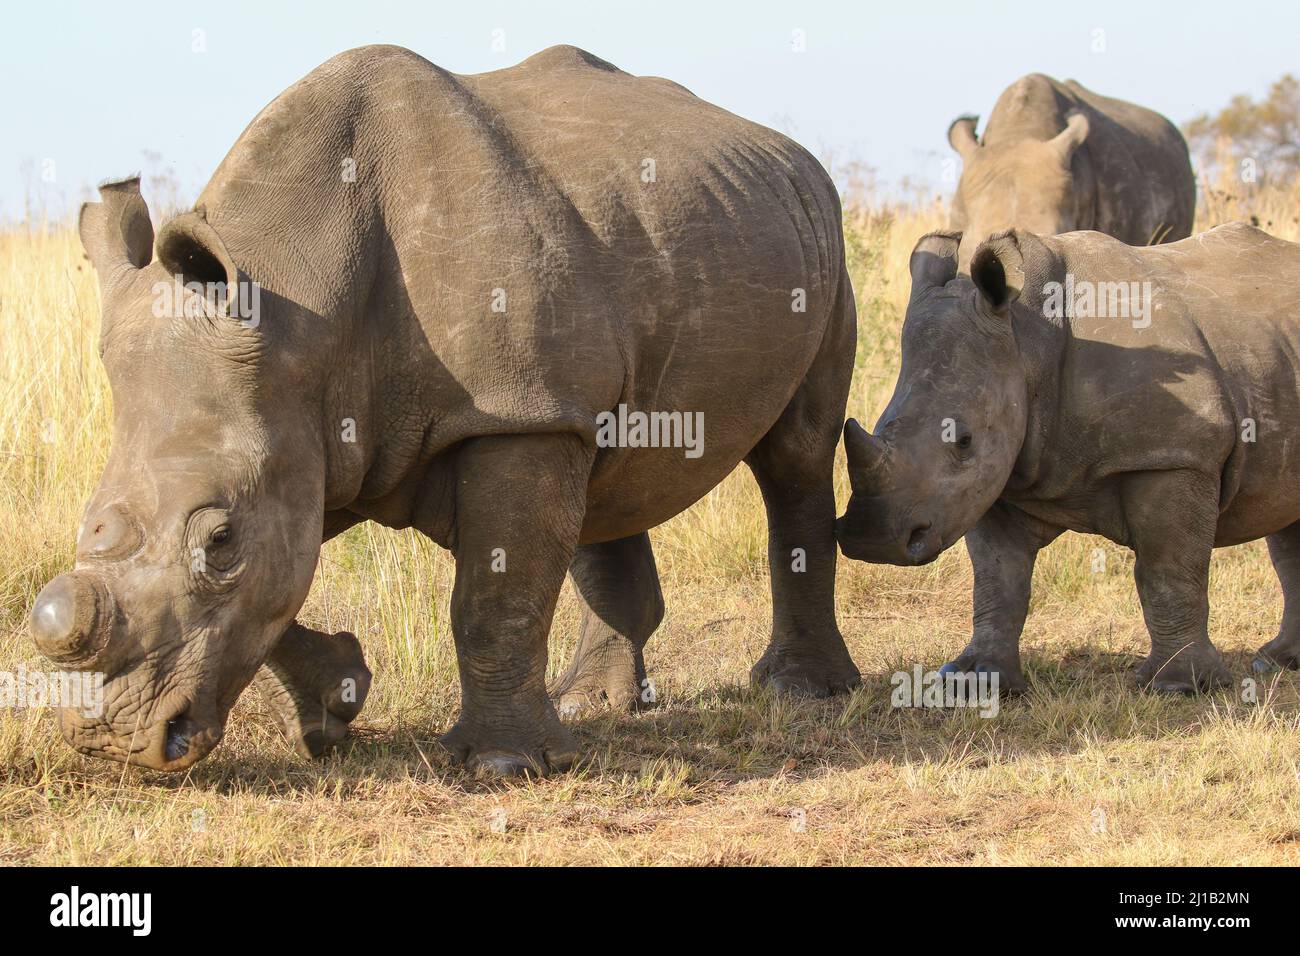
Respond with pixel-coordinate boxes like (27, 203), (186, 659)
(947, 73), (1196, 267)
(28, 45), (860, 776)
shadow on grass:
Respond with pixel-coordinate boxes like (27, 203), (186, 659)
(21, 645), (1297, 802)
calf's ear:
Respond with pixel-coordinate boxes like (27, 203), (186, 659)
(78, 178), (154, 287)
(909, 231), (961, 299)
(970, 231), (1024, 313)
(947, 115), (980, 158)
(1050, 111), (1089, 165)
(156, 208), (240, 293)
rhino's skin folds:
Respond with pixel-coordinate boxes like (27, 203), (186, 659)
(838, 224), (1300, 694)
(947, 73), (1196, 268)
(30, 45), (860, 775)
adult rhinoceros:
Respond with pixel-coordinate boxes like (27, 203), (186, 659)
(31, 45), (859, 776)
(947, 74), (1196, 268)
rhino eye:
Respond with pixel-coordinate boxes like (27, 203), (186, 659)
(956, 434), (972, 450)
(210, 526), (232, 546)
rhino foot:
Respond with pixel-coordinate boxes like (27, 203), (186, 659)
(550, 634), (646, 718)
(1136, 643), (1231, 695)
(439, 716), (579, 779)
(1252, 634), (1300, 674)
(254, 624), (372, 759)
(750, 640), (861, 698)
(938, 648), (1027, 695)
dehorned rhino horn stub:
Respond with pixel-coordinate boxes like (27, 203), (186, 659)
(30, 572), (110, 666)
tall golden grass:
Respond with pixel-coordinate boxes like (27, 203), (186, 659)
(1, 168), (1298, 864)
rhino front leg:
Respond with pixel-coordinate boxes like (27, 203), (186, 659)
(1125, 471), (1231, 693)
(1255, 521), (1300, 672)
(942, 502), (1062, 694)
(439, 433), (591, 777)
(551, 532), (664, 716)
(254, 623), (372, 759)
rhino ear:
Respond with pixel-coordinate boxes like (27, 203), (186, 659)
(909, 231), (961, 298)
(78, 178), (154, 286)
(156, 209), (240, 293)
(1049, 111), (1089, 165)
(970, 230), (1025, 313)
(947, 115), (980, 158)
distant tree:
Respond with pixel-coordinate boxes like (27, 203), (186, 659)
(1184, 74), (1300, 181)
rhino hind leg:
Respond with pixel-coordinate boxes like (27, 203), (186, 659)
(1254, 522), (1300, 673)
(1124, 471), (1232, 694)
(550, 532), (664, 717)
(744, 309), (860, 698)
(746, 459), (859, 696)
(254, 623), (372, 759)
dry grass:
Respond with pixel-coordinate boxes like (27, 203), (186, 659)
(2, 174), (1299, 866)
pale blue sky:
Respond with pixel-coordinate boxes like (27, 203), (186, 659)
(2, 0), (1294, 220)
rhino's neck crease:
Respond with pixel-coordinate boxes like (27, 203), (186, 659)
(1005, 303), (1068, 494)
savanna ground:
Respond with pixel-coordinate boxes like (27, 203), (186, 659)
(2, 166), (1299, 866)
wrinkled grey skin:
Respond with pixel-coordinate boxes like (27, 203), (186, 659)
(31, 45), (859, 776)
(948, 74), (1195, 268)
(837, 224), (1300, 694)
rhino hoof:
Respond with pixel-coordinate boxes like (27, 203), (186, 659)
(1251, 655), (1281, 675)
(1150, 679), (1197, 696)
(440, 723), (579, 779)
(938, 656), (1026, 695)
(254, 627), (372, 760)
(550, 671), (645, 717)
(750, 645), (861, 699)
(1252, 639), (1299, 674)
(1137, 651), (1231, 695)
(761, 669), (860, 698)
(469, 752), (545, 779)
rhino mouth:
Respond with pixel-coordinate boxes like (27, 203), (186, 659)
(60, 685), (225, 772)
(834, 513), (945, 567)
(905, 523), (942, 565)
(162, 706), (221, 767)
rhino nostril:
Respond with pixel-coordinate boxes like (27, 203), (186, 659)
(165, 710), (202, 764)
(30, 573), (104, 664)
(906, 523), (933, 557)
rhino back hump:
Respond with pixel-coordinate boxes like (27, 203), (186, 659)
(458, 46), (849, 528)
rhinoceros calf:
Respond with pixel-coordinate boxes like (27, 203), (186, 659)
(836, 224), (1300, 693)
(947, 74), (1195, 268)
(30, 45), (860, 776)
